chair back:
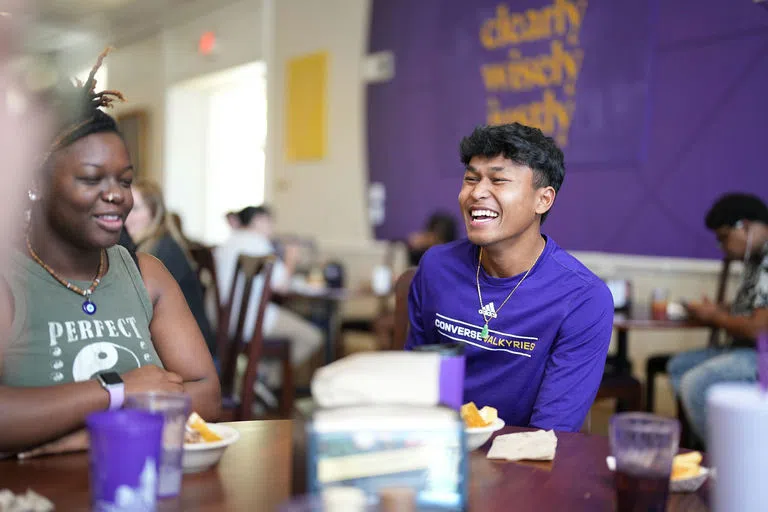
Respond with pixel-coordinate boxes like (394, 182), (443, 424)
(189, 246), (229, 362)
(392, 267), (417, 350)
(376, 240), (406, 315)
(709, 258), (732, 347)
(219, 254), (275, 420)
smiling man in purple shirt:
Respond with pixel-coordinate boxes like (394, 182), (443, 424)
(405, 123), (614, 432)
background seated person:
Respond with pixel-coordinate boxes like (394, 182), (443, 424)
(125, 178), (216, 358)
(405, 123), (613, 433)
(668, 193), (768, 445)
(407, 211), (458, 266)
(215, 205), (322, 389)
(0, 51), (220, 454)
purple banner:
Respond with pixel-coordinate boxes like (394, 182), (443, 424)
(368, 0), (768, 258)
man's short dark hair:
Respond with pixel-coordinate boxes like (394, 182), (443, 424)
(459, 123), (565, 222)
(237, 205), (272, 227)
(705, 193), (768, 230)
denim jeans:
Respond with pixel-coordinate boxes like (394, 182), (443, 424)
(667, 348), (757, 443)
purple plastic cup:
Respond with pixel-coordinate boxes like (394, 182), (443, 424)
(86, 409), (164, 512)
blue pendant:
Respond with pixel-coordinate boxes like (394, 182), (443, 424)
(82, 299), (97, 315)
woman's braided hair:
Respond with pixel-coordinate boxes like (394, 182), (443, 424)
(42, 48), (125, 164)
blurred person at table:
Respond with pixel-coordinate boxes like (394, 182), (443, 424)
(215, 205), (322, 391)
(407, 211), (458, 266)
(125, 178), (216, 358)
(668, 193), (768, 445)
(0, 49), (220, 454)
(225, 210), (242, 230)
(405, 123), (613, 432)
(0, 1), (52, 345)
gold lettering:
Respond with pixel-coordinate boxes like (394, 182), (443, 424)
(513, 340), (522, 349)
(481, 63), (508, 92)
(480, 12), (500, 49)
(478, 0), (586, 50)
(486, 89), (574, 146)
(481, 41), (583, 93)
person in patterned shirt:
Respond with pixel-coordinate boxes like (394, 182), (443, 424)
(668, 193), (768, 445)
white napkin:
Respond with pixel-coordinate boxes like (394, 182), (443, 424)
(311, 352), (441, 408)
(487, 429), (558, 461)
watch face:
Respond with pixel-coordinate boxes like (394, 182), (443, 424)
(99, 372), (123, 386)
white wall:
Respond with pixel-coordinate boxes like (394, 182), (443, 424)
(105, 0), (264, 184)
(265, 0), (373, 246)
(109, 35), (165, 181)
(161, 0), (265, 86)
(163, 87), (210, 241)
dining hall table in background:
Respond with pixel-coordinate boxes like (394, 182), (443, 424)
(277, 287), (379, 365)
(609, 308), (707, 376)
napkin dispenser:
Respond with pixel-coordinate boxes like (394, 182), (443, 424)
(306, 405), (467, 511)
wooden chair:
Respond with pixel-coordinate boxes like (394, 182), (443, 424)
(391, 267), (417, 350)
(189, 246), (228, 363)
(218, 254), (295, 420)
(644, 258), (733, 413)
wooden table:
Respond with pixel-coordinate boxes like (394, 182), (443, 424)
(469, 426), (709, 511)
(0, 420), (292, 511)
(279, 287), (378, 364)
(610, 310), (706, 375)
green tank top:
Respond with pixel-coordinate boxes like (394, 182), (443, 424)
(1, 245), (163, 387)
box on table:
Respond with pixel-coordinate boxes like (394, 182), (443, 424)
(306, 405), (467, 511)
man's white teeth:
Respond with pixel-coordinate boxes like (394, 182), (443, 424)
(99, 215), (120, 221)
(471, 210), (498, 218)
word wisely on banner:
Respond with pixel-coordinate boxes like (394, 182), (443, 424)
(478, 0), (588, 147)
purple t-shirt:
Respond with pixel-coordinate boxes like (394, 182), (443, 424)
(405, 236), (613, 432)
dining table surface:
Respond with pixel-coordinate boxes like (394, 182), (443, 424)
(0, 420), (293, 511)
(468, 426), (710, 511)
(1, 420), (710, 511)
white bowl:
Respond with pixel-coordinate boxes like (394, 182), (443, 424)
(182, 423), (240, 474)
(465, 418), (505, 451)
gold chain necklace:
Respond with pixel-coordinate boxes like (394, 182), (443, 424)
(26, 235), (106, 315)
(475, 245), (542, 340)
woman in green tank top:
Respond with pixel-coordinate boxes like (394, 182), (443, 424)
(0, 49), (221, 454)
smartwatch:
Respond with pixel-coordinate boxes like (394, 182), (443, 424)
(96, 371), (125, 410)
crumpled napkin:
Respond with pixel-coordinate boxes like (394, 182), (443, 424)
(487, 429), (558, 461)
(0, 489), (54, 512)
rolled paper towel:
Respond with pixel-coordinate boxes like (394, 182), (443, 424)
(708, 383), (768, 512)
(311, 351), (464, 409)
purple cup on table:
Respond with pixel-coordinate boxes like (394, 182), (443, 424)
(86, 409), (164, 512)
